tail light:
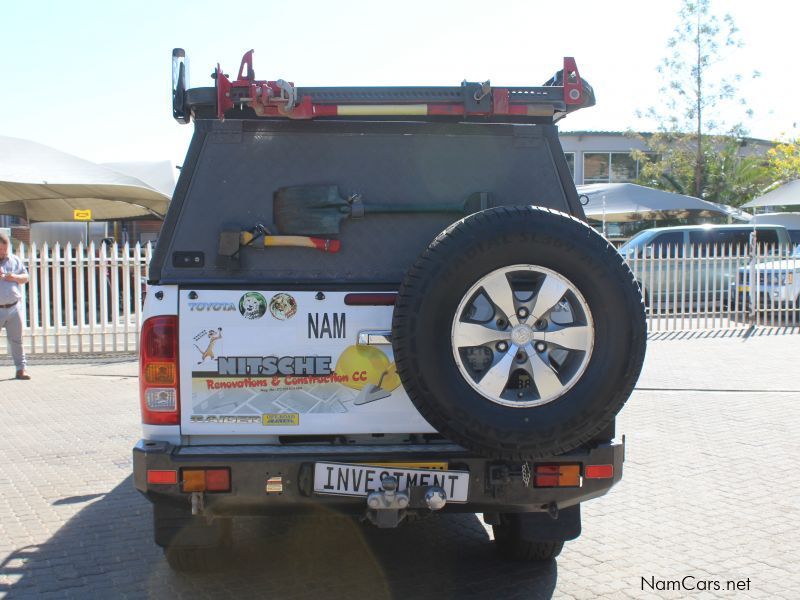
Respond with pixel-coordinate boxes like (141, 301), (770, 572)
(181, 468), (231, 493)
(585, 464), (614, 479)
(534, 463), (582, 487)
(344, 293), (397, 306)
(140, 315), (180, 425)
(147, 470), (178, 485)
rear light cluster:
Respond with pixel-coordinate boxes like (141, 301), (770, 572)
(181, 468), (231, 493)
(145, 468), (232, 492)
(140, 316), (180, 425)
(533, 463), (614, 487)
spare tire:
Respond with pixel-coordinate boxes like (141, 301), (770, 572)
(391, 206), (645, 459)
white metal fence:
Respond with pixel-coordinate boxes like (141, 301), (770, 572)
(626, 242), (800, 332)
(2, 242), (151, 354)
(2, 240), (798, 356)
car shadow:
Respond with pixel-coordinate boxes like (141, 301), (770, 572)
(0, 476), (558, 599)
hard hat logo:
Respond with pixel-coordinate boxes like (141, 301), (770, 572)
(335, 345), (401, 392)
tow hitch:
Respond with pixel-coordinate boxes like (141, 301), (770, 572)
(364, 476), (448, 528)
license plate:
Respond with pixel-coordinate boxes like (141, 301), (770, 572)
(737, 286), (750, 293)
(314, 462), (470, 503)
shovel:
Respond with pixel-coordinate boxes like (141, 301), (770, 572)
(274, 185), (490, 236)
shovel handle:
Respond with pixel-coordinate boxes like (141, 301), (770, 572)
(241, 232), (341, 253)
(358, 202), (468, 214)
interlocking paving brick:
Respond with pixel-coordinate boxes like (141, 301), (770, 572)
(0, 334), (798, 598)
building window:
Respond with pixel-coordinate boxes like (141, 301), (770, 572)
(583, 153), (610, 184)
(564, 152), (575, 179)
(582, 152), (656, 184)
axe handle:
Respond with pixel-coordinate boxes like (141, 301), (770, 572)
(240, 232), (340, 253)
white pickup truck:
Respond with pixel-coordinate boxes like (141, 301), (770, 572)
(133, 49), (645, 572)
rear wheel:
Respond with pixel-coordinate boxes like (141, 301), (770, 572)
(153, 504), (232, 572)
(492, 515), (564, 561)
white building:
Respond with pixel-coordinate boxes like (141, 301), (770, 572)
(559, 131), (772, 185)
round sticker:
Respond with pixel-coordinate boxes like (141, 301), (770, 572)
(239, 292), (267, 320)
(269, 293), (298, 320)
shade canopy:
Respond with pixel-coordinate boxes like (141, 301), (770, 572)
(741, 180), (800, 209)
(102, 160), (176, 197)
(0, 136), (170, 222)
(577, 183), (748, 222)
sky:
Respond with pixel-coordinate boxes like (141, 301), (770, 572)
(1, 0), (797, 170)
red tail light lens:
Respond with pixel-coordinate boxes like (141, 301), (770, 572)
(344, 293), (397, 306)
(147, 470), (178, 485)
(585, 464), (614, 479)
(205, 469), (231, 492)
(140, 316), (180, 425)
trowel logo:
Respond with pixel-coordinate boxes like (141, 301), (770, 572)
(239, 292), (267, 320)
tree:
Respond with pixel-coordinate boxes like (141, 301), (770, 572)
(766, 136), (800, 183)
(632, 131), (770, 207)
(638, 0), (758, 200)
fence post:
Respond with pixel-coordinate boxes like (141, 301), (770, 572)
(52, 243), (63, 353)
(28, 243), (40, 353)
(121, 243), (131, 352)
(99, 242), (110, 352)
(64, 242), (74, 353)
(87, 241), (97, 352)
(134, 242), (144, 351)
(76, 242), (86, 352)
(110, 243), (120, 352)
(17, 243), (29, 353)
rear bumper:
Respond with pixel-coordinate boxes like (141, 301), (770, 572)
(133, 438), (624, 515)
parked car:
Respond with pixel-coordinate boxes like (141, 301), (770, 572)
(750, 212), (800, 246)
(618, 224), (792, 308)
(734, 244), (800, 310)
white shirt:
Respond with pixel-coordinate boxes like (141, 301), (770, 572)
(0, 254), (27, 305)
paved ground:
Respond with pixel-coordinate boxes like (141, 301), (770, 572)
(0, 331), (798, 599)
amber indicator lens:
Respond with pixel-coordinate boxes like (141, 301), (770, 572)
(181, 469), (206, 492)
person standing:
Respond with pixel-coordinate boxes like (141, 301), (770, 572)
(0, 232), (30, 380)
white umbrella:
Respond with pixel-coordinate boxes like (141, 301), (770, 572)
(102, 160), (176, 197)
(0, 136), (170, 222)
(741, 180), (800, 209)
(577, 183), (747, 222)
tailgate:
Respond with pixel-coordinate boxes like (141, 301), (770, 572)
(179, 290), (435, 436)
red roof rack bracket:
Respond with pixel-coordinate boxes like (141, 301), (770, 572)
(199, 50), (594, 122)
(215, 64), (233, 119)
(562, 57), (584, 105)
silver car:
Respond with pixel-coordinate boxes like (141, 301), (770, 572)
(619, 224), (791, 309)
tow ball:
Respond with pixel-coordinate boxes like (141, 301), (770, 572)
(365, 476), (448, 528)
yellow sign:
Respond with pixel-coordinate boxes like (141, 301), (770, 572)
(262, 413), (300, 426)
(73, 209), (92, 221)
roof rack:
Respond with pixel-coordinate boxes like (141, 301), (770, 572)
(172, 49), (595, 125)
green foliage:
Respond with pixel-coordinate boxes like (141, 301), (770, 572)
(766, 137), (800, 183)
(631, 130), (771, 207)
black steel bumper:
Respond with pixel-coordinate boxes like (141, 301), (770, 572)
(133, 438), (624, 516)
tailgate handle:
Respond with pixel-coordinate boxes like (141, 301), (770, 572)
(357, 330), (392, 345)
